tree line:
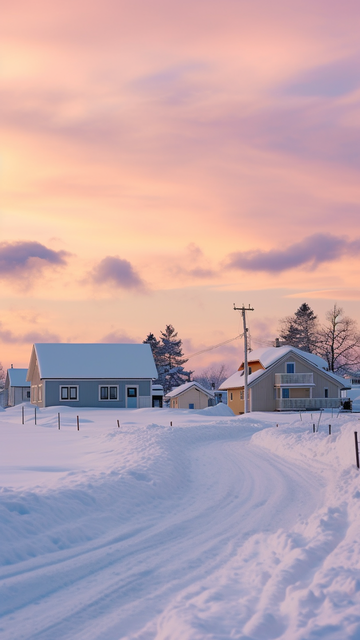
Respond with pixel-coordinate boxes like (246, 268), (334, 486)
(145, 304), (360, 394)
(0, 305), (359, 398)
(279, 302), (360, 374)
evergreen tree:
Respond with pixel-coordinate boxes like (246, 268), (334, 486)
(143, 332), (162, 383)
(279, 303), (319, 353)
(158, 324), (192, 394)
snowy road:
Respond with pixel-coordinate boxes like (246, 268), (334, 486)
(0, 407), (359, 639)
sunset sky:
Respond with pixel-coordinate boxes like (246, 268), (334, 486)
(1, 0), (360, 373)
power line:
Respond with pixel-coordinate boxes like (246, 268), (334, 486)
(186, 334), (244, 360)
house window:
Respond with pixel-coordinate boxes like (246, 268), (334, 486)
(230, 392), (233, 401)
(27, 391), (30, 399)
(240, 390), (244, 400)
(38, 385), (42, 402)
(324, 388), (329, 398)
(99, 385), (118, 401)
(61, 387), (68, 400)
(189, 403), (194, 409)
(60, 386), (78, 401)
(282, 388), (290, 399)
(286, 363), (295, 373)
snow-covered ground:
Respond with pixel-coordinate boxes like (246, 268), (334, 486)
(1, 404), (360, 640)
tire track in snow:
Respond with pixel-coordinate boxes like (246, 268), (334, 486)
(0, 428), (325, 640)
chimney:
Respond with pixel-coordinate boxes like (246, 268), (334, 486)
(10, 364), (13, 368)
(275, 338), (280, 348)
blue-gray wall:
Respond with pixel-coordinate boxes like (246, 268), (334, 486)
(44, 379), (151, 408)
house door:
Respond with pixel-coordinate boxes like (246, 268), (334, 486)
(126, 387), (138, 408)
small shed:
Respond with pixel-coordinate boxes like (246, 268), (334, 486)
(166, 381), (215, 410)
(5, 367), (31, 406)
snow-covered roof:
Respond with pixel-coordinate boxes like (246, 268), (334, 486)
(152, 384), (164, 396)
(7, 368), (30, 388)
(245, 346), (328, 371)
(219, 368), (263, 390)
(166, 381), (215, 399)
(219, 345), (349, 390)
(27, 343), (158, 380)
(321, 370), (352, 387)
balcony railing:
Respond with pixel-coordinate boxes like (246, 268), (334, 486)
(274, 373), (314, 386)
(276, 398), (342, 411)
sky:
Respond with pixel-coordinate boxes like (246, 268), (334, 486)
(1, 0), (360, 374)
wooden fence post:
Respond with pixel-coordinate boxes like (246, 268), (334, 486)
(317, 409), (323, 430)
(77, 415), (80, 431)
(22, 406), (24, 425)
(117, 420), (120, 428)
(34, 407), (37, 425)
(58, 412), (60, 430)
(355, 432), (360, 469)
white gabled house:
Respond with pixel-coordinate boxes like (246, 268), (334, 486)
(166, 381), (215, 410)
(220, 345), (351, 414)
(5, 367), (31, 407)
(26, 343), (158, 408)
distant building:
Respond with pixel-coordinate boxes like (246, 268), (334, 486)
(166, 381), (215, 410)
(344, 373), (360, 386)
(5, 367), (31, 407)
(26, 343), (158, 408)
(220, 346), (350, 413)
(214, 390), (227, 405)
(152, 384), (164, 408)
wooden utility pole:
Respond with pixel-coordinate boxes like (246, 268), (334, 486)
(234, 304), (254, 413)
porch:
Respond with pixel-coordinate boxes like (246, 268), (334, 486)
(274, 373), (314, 386)
(276, 398), (342, 411)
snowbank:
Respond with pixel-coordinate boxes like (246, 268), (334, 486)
(0, 406), (359, 639)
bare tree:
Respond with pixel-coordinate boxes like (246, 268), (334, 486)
(194, 364), (229, 390)
(317, 304), (360, 373)
(0, 363), (5, 390)
(279, 303), (319, 353)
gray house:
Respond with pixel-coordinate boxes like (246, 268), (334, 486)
(5, 367), (31, 406)
(220, 345), (350, 413)
(26, 343), (158, 408)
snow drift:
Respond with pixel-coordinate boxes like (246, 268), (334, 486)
(0, 405), (359, 639)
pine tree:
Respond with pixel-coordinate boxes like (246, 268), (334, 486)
(158, 324), (192, 394)
(143, 332), (162, 383)
(279, 303), (319, 353)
